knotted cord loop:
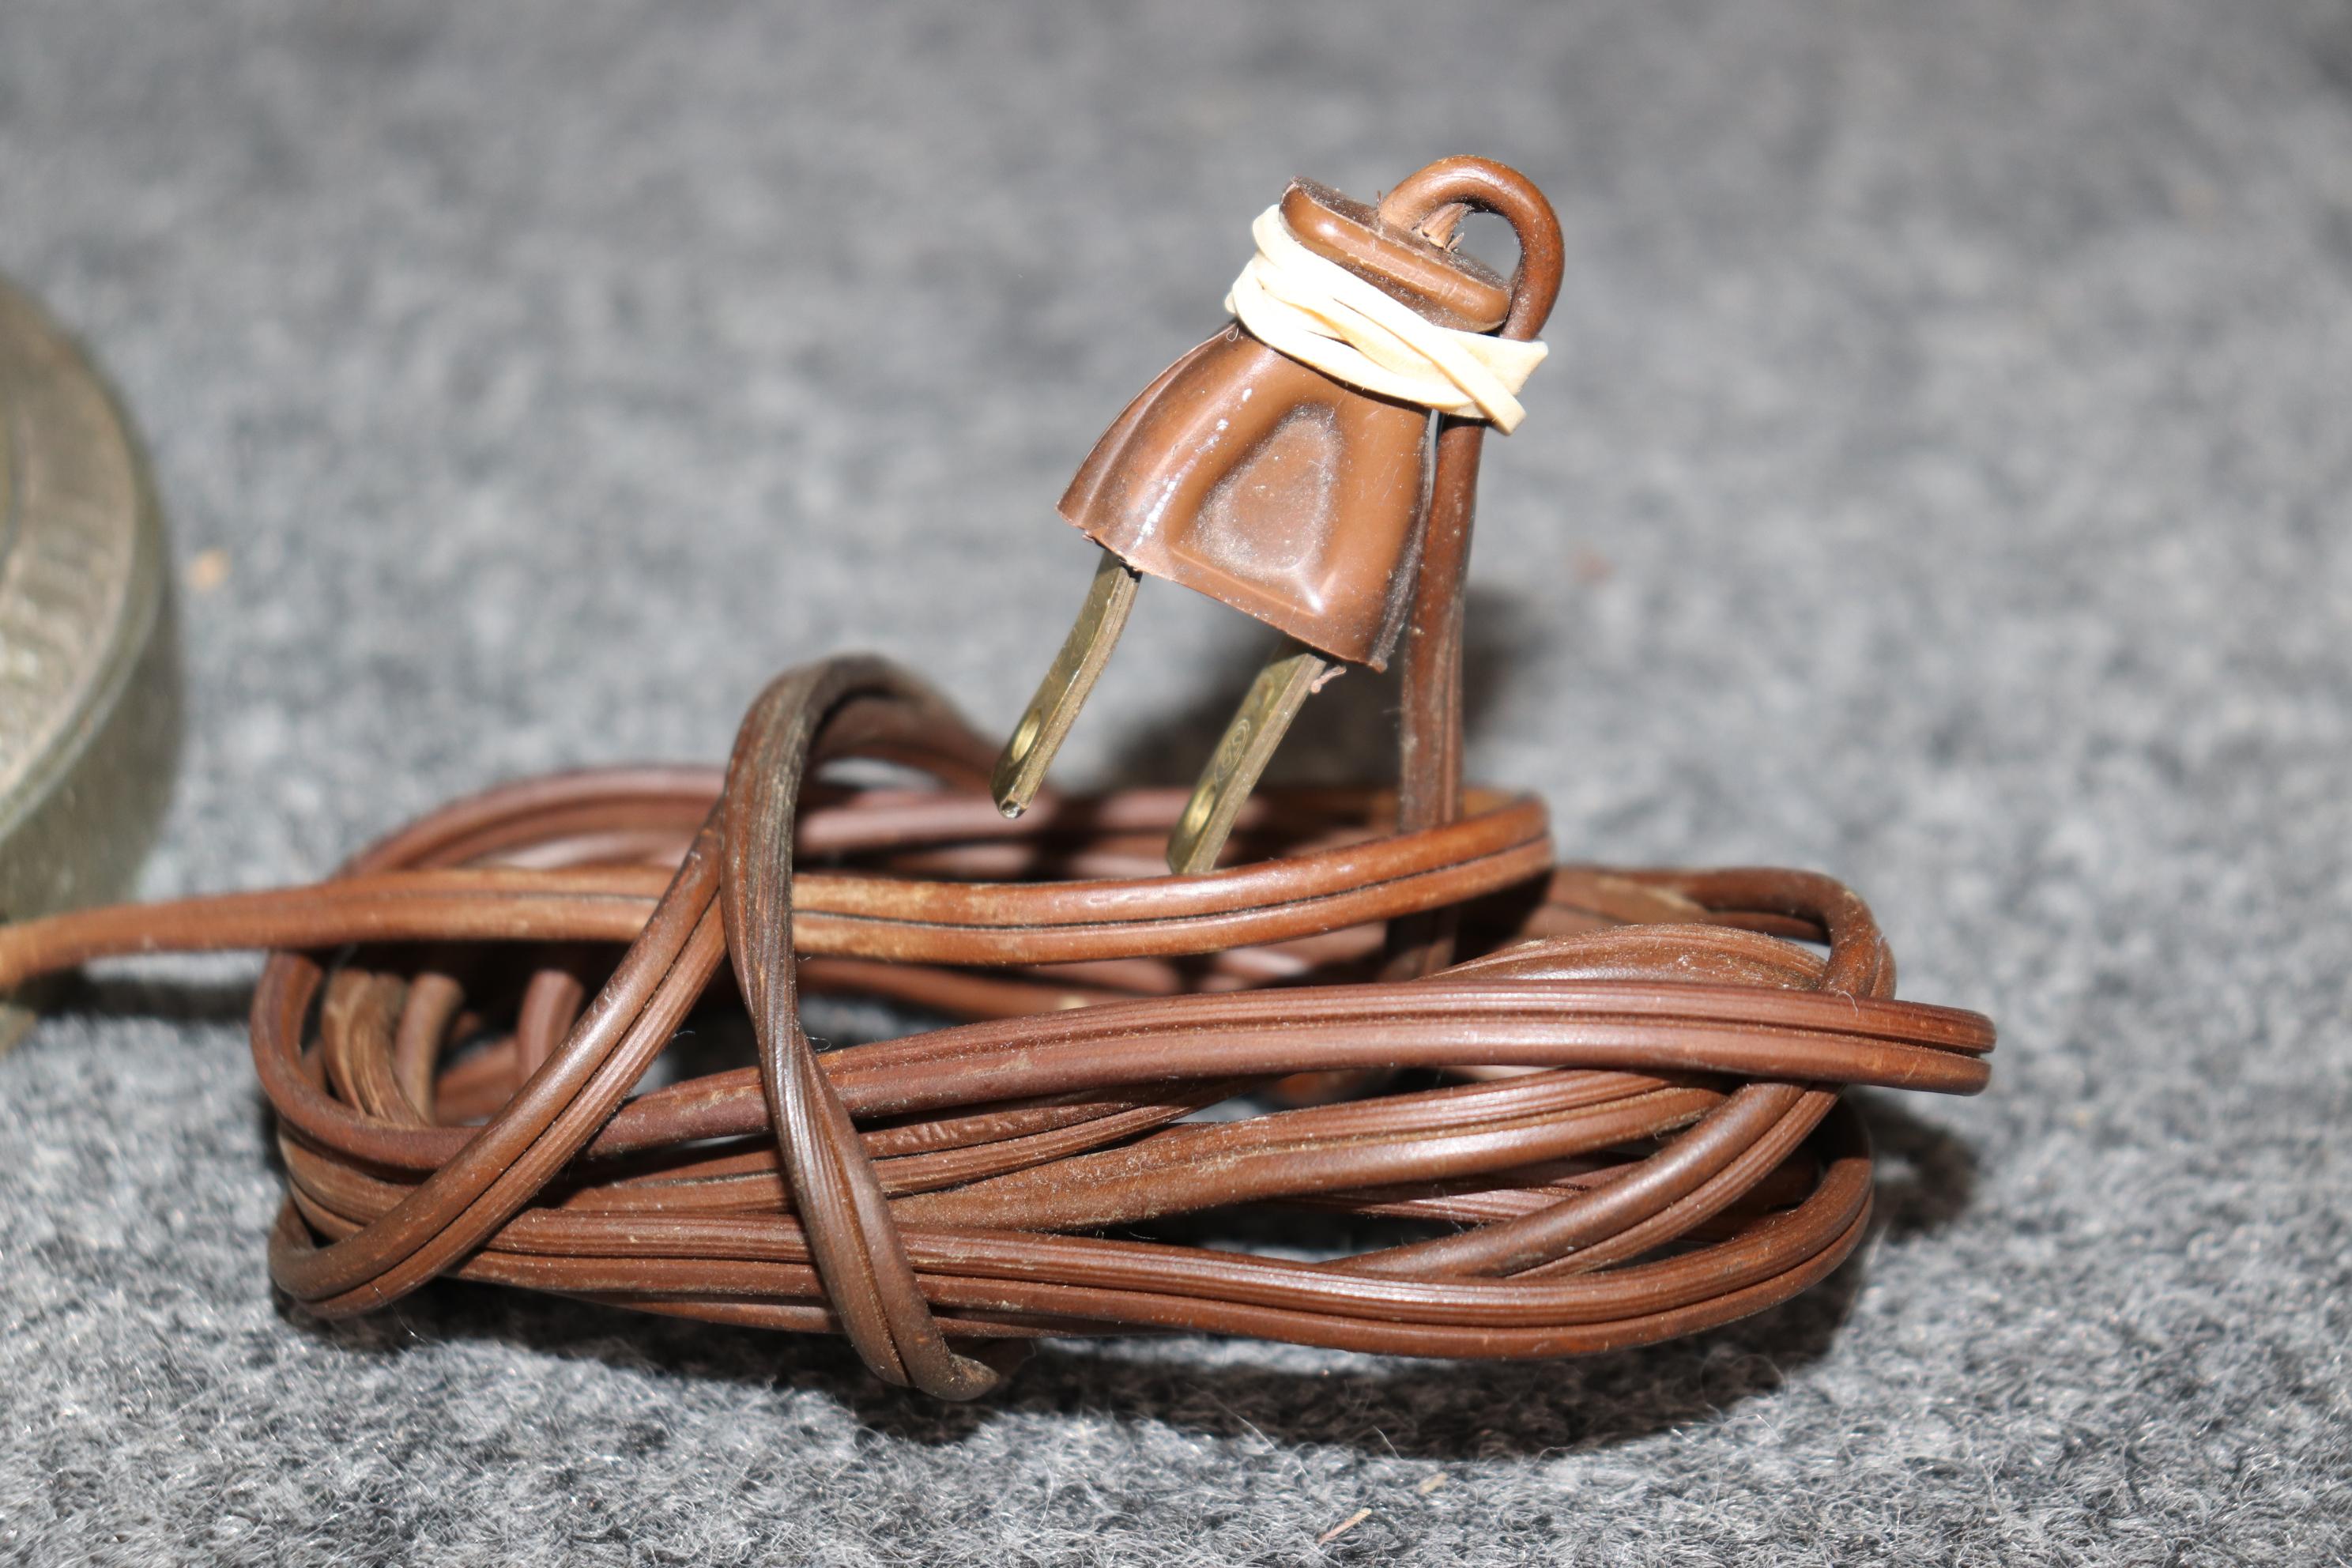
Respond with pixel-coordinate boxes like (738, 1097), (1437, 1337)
(718, 659), (1019, 1398)
(1225, 204), (1549, 431)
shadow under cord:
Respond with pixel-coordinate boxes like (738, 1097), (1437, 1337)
(271, 1091), (1976, 1461)
(50, 907), (1977, 1457)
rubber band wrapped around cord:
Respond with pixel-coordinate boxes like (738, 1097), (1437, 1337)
(1223, 204), (1549, 430)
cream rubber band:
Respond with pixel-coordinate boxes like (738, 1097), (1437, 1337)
(1223, 204), (1547, 432)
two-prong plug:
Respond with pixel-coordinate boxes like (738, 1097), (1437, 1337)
(992, 161), (1557, 873)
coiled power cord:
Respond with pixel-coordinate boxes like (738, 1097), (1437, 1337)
(0, 658), (1992, 1399)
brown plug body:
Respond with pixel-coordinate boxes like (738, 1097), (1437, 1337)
(1057, 180), (1512, 670)
(992, 160), (1557, 883)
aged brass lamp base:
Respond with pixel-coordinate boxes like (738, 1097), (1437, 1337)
(0, 276), (176, 1050)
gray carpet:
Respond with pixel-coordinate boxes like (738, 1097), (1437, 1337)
(3, 1), (2349, 1562)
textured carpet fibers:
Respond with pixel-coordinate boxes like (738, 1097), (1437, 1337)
(2, 2), (2349, 1562)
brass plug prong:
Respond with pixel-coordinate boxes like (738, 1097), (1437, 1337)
(991, 545), (1140, 818)
(1166, 640), (1330, 874)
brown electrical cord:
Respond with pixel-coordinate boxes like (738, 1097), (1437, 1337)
(0, 654), (1993, 1400)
